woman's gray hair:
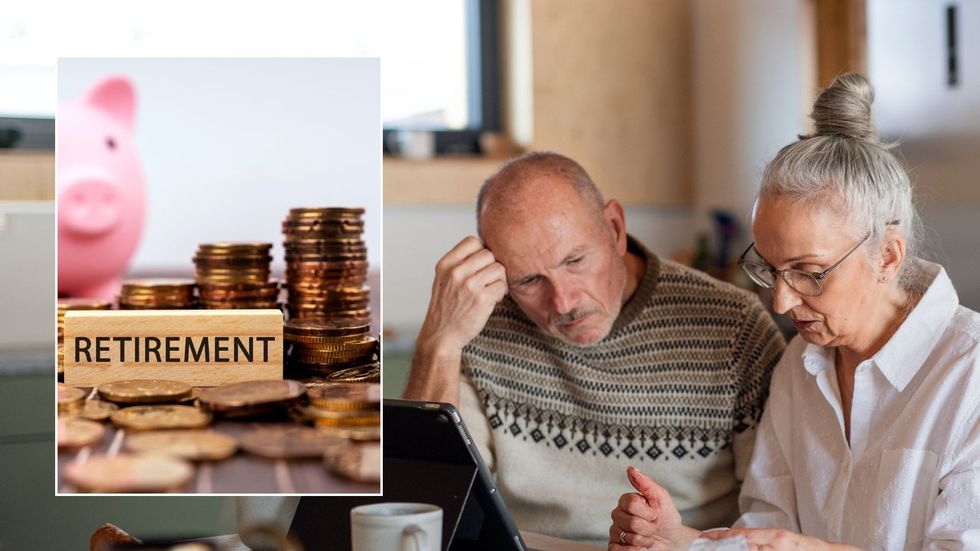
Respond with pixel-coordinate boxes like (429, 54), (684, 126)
(759, 73), (925, 292)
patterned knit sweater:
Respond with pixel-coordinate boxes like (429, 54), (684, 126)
(459, 236), (785, 546)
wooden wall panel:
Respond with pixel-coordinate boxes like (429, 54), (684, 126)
(385, 0), (693, 207)
(530, 0), (691, 206)
(0, 151), (55, 200)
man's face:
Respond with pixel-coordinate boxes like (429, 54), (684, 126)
(481, 181), (629, 345)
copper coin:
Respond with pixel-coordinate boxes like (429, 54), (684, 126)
(239, 426), (348, 459)
(64, 454), (193, 493)
(287, 206), (365, 217)
(75, 400), (119, 422)
(98, 380), (193, 404)
(125, 430), (237, 461)
(111, 405), (212, 431)
(284, 318), (370, 337)
(323, 363), (381, 383)
(291, 404), (380, 427)
(197, 380), (306, 413)
(58, 417), (105, 448)
(58, 383), (87, 413)
(308, 383), (380, 412)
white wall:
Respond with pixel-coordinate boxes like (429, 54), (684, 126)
(868, 0), (980, 309)
(382, 205), (693, 338)
(58, 58), (380, 275)
(869, 0), (980, 136)
(691, 0), (812, 238)
(0, 202), (54, 353)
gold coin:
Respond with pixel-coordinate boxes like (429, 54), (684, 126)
(284, 334), (368, 348)
(283, 318), (370, 337)
(197, 380), (306, 414)
(323, 363), (381, 383)
(327, 442), (380, 483)
(289, 338), (377, 357)
(58, 417), (105, 448)
(98, 379), (193, 404)
(287, 206), (365, 217)
(58, 383), (87, 413)
(125, 430), (237, 461)
(307, 383), (380, 412)
(111, 405), (212, 431)
(64, 454), (193, 493)
(75, 400), (119, 422)
(58, 297), (113, 311)
(121, 278), (196, 290)
(289, 350), (375, 366)
(239, 426), (348, 459)
(291, 404), (380, 427)
(197, 241), (272, 252)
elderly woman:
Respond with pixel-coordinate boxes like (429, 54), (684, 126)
(609, 73), (980, 550)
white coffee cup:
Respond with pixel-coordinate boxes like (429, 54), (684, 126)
(351, 502), (442, 551)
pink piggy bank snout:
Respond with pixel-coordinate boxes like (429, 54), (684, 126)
(59, 170), (125, 236)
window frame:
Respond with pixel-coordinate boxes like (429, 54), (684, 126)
(0, 117), (55, 150)
(382, 0), (501, 156)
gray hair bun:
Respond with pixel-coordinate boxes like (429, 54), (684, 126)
(810, 73), (877, 141)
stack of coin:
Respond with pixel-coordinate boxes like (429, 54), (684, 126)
(57, 298), (112, 375)
(282, 207), (370, 320)
(291, 382), (381, 431)
(194, 242), (279, 309)
(58, 383), (87, 416)
(118, 279), (197, 309)
(283, 319), (378, 378)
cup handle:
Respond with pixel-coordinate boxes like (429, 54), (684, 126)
(401, 524), (427, 551)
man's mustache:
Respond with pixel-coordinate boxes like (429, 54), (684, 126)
(552, 308), (597, 326)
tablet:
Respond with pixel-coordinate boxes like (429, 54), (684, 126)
(288, 399), (530, 551)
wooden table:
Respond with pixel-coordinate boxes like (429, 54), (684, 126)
(188, 531), (605, 550)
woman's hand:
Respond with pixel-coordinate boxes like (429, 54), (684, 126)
(608, 466), (695, 550)
(699, 528), (844, 551)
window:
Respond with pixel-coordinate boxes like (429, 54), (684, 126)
(381, 0), (501, 155)
(0, 11), (55, 149)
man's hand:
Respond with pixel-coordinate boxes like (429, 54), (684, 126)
(403, 236), (508, 405)
(608, 466), (697, 551)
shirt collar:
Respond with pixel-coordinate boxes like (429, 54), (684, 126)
(872, 261), (959, 390)
(799, 260), (960, 390)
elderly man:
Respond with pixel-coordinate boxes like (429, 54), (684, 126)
(404, 151), (785, 545)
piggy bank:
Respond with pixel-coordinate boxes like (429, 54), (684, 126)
(58, 76), (146, 299)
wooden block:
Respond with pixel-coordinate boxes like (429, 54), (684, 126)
(63, 309), (283, 387)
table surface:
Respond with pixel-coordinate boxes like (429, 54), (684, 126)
(58, 415), (380, 494)
(195, 531), (604, 550)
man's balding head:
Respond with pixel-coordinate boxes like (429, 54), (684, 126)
(470, 151), (637, 346)
(476, 151), (606, 239)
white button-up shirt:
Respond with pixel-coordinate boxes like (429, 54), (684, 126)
(735, 262), (980, 550)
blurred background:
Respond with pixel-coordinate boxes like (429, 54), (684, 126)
(1, 0), (979, 547)
(382, 0), (980, 396)
(58, 57), (380, 287)
(3, 32), (379, 551)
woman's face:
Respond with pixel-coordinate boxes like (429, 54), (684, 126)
(752, 195), (879, 348)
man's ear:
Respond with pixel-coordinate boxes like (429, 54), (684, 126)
(603, 199), (628, 255)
